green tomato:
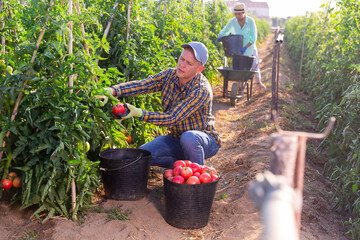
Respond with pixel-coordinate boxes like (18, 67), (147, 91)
(6, 66), (13, 74)
(78, 141), (90, 153)
(0, 59), (5, 70)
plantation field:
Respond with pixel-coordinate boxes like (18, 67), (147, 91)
(0, 34), (351, 240)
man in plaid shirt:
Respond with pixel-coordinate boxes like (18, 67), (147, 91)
(103, 42), (220, 169)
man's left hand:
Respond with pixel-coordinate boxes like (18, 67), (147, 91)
(93, 87), (113, 105)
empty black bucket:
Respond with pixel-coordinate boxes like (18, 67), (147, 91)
(99, 148), (151, 201)
(232, 54), (255, 70)
(163, 176), (219, 229)
(221, 34), (244, 57)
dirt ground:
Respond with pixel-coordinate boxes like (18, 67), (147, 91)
(0, 35), (352, 240)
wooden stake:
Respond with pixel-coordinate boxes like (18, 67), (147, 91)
(126, 1), (132, 41)
(96, 1), (119, 63)
(67, 0), (77, 216)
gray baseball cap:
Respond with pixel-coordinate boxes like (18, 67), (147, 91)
(181, 42), (208, 66)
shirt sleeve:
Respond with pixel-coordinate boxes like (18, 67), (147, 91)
(111, 70), (170, 97)
(248, 17), (257, 45)
(219, 18), (237, 37)
(141, 86), (210, 127)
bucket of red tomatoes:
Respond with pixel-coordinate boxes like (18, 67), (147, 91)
(163, 160), (220, 229)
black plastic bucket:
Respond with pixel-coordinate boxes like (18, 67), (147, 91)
(221, 34), (244, 57)
(99, 148), (151, 201)
(232, 54), (255, 70)
(163, 176), (219, 229)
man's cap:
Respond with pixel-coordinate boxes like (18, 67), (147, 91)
(181, 42), (208, 66)
(233, 3), (245, 12)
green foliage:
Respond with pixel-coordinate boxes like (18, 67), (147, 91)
(284, 0), (360, 236)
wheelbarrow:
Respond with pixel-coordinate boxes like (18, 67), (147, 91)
(217, 67), (256, 106)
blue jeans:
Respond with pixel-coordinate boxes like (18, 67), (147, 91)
(139, 130), (220, 169)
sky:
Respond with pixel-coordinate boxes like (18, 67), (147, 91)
(255, 0), (328, 18)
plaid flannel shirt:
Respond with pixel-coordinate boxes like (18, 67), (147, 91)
(112, 68), (221, 146)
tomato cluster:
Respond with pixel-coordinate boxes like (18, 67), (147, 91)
(164, 160), (219, 184)
(1, 172), (21, 190)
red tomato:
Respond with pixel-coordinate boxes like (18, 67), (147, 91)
(180, 167), (193, 180)
(172, 175), (185, 184)
(209, 167), (217, 176)
(184, 160), (192, 167)
(12, 177), (21, 188)
(173, 160), (186, 168)
(189, 163), (201, 173)
(1, 179), (12, 189)
(112, 103), (126, 115)
(168, 176), (174, 181)
(173, 166), (182, 176)
(164, 169), (173, 179)
(186, 176), (200, 184)
(211, 174), (219, 182)
(201, 166), (212, 175)
(199, 173), (212, 183)
(193, 172), (201, 177)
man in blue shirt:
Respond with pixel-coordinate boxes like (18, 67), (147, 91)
(218, 3), (266, 89)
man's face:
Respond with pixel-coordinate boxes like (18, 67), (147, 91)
(176, 48), (204, 82)
(235, 11), (246, 21)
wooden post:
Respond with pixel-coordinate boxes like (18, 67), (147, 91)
(67, 0), (78, 216)
(126, 0), (132, 41)
(270, 42), (278, 120)
(0, 0), (54, 161)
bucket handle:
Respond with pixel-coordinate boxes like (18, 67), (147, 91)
(99, 153), (143, 172)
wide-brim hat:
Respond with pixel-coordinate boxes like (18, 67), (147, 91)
(233, 3), (245, 13)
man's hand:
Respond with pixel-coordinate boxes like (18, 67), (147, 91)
(217, 35), (223, 42)
(241, 46), (247, 55)
(93, 87), (113, 105)
(112, 103), (143, 120)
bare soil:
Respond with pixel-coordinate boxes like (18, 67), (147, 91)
(0, 35), (351, 240)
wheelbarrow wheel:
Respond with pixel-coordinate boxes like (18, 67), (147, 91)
(230, 83), (238, 106)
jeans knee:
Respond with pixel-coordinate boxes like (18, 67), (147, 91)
(180, 131), (199, 150)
